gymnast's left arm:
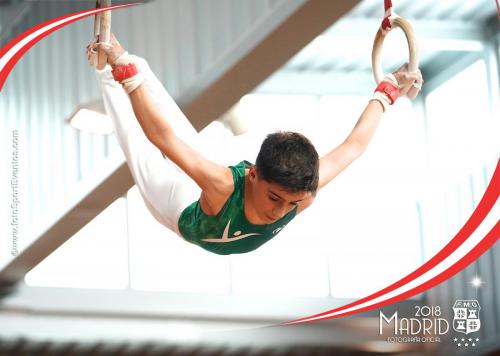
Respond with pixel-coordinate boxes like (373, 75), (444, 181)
(316, 101), (383, 191)
(316, 65), (423, 191)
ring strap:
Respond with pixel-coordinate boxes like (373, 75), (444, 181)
(111, 63), (138, 82)
(374, 80), (398, 105)
(381, 0), (393, 31)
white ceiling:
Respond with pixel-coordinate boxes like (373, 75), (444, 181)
(257, 0), (497, 95)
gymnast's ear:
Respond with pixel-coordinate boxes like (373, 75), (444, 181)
(249, 165), (257, 180)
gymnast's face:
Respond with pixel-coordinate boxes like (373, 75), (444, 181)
(249, 166), (310, 223)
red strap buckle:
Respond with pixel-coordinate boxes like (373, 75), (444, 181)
(374, 81), (399, 104)
(112, 63), (138, 82)
(382, 0), (393, 30)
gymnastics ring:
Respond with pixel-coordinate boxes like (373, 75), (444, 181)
(94, 0), (111, 70)
(372, 15), (419, 98)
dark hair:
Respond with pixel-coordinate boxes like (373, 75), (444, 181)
(255, 131), (319, 194)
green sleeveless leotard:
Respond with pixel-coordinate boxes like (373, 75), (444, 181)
(177, 161), (297, 255)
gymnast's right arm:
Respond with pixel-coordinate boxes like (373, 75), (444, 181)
(90, 35), (233, 208)
(128, 84), (232, 194)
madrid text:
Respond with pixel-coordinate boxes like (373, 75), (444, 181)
(380, 306), (449, 343)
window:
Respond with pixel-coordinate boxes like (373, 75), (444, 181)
(423, 60), (498, 259)
(317, 96), (425, 298)
(25, 198), (129, 290)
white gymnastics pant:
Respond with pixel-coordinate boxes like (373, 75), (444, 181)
(96, 56), (201, 236)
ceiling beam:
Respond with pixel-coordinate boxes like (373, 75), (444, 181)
(256, 70), (374, 96)
(327, 18), (485, 40)
(181, 0), (362, 131)
(321, 18), (485, 52)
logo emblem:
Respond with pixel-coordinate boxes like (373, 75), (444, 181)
(453, 300), (481, 335)
(273, 225), (286, 234)
(202, 219), (261, 243)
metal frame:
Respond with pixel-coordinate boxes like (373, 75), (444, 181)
(181, 0), (362, 131)
(421, 16), (498, 95)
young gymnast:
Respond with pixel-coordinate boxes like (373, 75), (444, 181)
(87, 34), (423, 255)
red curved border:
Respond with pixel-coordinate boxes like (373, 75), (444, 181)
(287, 220), (499, 324)
(0, 3), (140, 92)
(283, 159), (499, 325)
(1, 0), (498, 329)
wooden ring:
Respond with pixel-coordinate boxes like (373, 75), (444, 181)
(372, 15), (419, 84)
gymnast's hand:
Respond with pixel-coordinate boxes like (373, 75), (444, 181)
(86, 33), (126, 67)
(85, 36), (99, 66)
(392, 63), (423, 99)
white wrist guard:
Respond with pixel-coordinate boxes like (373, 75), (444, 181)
(114, 51), (133, 66)
(370, 92), (391, 112)
(122, 73), (145, 94)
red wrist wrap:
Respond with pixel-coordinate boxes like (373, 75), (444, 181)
(374, 81), (399, 104)
(112, 63), (138, 82)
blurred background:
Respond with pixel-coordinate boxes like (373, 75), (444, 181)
(0, 0), (499, 355)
